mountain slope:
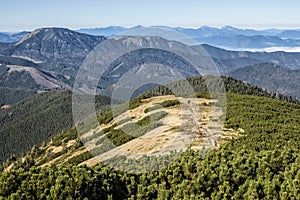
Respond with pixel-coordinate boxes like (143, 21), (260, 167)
(0, 55), (40, 68)
(202, 44), (300, 70)
(5, 76), (296, 167)
(76, 36), (300, 96)
(0, 56), (72, 104)
(0, 88), (36, 106)
(2, 79), (300, 199)
(228, 63), (300, 98)
(0, 43), (13, 56)
(0, 28), (107, 105)
(0, 64), (70, 91)
(0, 91), (111, 163)
(8, 28), (106, 78)
(0, 32), (29, 43)
(0, 76), (273, 164)
(13, 28), (105, 62)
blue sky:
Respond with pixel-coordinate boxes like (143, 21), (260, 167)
(1, 0), (300, 31)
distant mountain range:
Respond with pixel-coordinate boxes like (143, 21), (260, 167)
(76, 25), (300, 50)
(1, 27), (300, 104)
(76, 25), (300, 38)
(0, 31), (29, 43)
(2, 26), (300, 51)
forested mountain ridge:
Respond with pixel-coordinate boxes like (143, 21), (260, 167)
(228, 63), (300, 98)
(0, 88), (36, 106)
(201, 44), (300, 71)
(0, 91), (112, 163)
(141, 76), (298, 103)
(0, 76), (297, 164)
(1, 78), (300, 199)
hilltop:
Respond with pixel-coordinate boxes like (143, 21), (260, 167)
(0, 75), (297, 164)
(1, 80), (300, 198)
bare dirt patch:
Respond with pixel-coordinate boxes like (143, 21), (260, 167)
(1, 105), (11, 109)
(82, 95), (225, 167)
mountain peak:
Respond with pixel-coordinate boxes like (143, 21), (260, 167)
(132, 25), (145, 29)
(15, 28), (42, 45)
(222, 25), (238, 31)
(11, 27), (106, 77)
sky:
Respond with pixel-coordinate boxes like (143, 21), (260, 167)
(1, 0), (300, 31)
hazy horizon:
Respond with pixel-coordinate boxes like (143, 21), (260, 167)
(2, 24), (300, 33)
(1, 0), (300, 32)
